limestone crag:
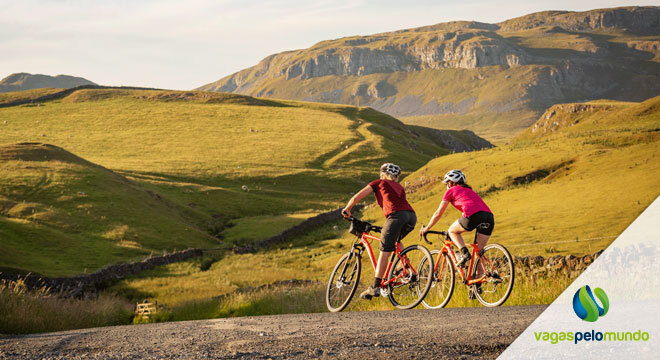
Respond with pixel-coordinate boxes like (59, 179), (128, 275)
(211, 31), (528, 93)
(198, 6), (660, 137)
(498, 6), (660, 33)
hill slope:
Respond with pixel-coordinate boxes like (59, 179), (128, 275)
(0, 143), (217, 277)
(393, 95), (660, 256)
(109, 95), (660, 314)
(198, 6), (660, 142)
(0, 88), (490, 276)
(0, 73), (96, 93)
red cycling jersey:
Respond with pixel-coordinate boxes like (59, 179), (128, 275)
(369, 179), (415, 217)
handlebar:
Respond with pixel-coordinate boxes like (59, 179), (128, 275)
(421, 230), (448, 244)
(342, 215), (381, 233)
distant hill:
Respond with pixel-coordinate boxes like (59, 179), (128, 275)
(0, 88), (490, 276)
(197, 6), (660, 142)
(366, 94), (660, 257)
(0, 73), (96, 93)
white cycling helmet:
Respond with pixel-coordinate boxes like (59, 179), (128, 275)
(380, 163), (401, 177)
(443, 169), (465, 184)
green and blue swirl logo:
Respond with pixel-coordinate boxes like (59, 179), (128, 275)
(572, 285), (609, 322)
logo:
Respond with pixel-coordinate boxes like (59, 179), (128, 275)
(572, 285), (609, 322)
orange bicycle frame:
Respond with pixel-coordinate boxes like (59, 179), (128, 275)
(357, 232), (416, 288)
(437, 239), (489, 286)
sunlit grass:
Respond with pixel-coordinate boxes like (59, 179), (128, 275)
(0, 89), (450, 276)
(113, 95), (660, 321)
(0, 277), (133, 335)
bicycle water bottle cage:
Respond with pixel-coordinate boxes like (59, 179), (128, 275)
(349, 219), (370, 236)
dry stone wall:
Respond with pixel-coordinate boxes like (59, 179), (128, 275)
(0, 249), (202, 299)
(231, 205), (364, 254)
(514, 250), (604, 277)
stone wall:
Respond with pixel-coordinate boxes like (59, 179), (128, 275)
(513, 250), (604, 277)
(0, 249), (202, 299)
(231, 205), (364, 254)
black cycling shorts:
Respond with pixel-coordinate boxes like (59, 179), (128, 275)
(458, 211), (494, 236)
(380, 210), (417, 252)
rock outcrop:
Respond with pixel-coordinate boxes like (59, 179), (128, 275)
(198, 6), (660, 138)
(529, 103), (616, 135)
(497, 6), (660, 33)
(204, 30), (528, 93)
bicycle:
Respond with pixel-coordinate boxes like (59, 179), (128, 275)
(325, 216), (434, 312)
(420, 230), (514, 308)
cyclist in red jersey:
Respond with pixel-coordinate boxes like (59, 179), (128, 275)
(342, 163), (417, 300)
(420, 170), (494, 296)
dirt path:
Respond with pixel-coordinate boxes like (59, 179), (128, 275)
(0, 305), (546, 359)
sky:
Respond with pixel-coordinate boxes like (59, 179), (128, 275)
(1, 0), (657, 90)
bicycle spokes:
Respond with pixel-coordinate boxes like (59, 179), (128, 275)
(326, 252), (361, 312)
(422, 250), (455, 309)
(472, 245), (514, 307)
(387, 245), (433, 310)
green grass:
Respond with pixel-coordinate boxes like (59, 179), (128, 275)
(0, 88), (64, 105)
(222, 211), (318, 246)
(227, 66), (544, 142)
(109, 247), (577, 323)
(109, 95), (660, 321)
(0, 143), (219, 276)
(398, 96), (660, 257)
(0, 277), (133, 335)
(0, 88), (453, 276)
(2, 89), (659, 332)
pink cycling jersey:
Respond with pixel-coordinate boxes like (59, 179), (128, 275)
(442, 185), (491, 218)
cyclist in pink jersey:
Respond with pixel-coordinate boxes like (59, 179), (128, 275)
(420, 170), (494, 297)
(342, 163), (416, 300)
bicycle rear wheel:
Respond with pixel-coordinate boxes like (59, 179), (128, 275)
(386, 244), (433, 310)
(472, 243), (514, 307)
(421, 250), (455, 309)
(326, 252), (361, 312)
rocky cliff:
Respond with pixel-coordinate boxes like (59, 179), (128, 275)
(198, 6), (660, 140)
(498, 6), (660, 33)
(203, 30), (529, 93)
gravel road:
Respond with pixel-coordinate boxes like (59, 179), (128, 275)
(0, 305), (546, 359)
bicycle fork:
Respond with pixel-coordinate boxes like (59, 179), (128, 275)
(338, 245), (363, 286)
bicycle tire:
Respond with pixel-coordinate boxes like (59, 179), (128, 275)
(472, 243), (515, 307)
(326, 251), (361, 312)
(421, 250), (455, 309)
(386, 244), (434, 310)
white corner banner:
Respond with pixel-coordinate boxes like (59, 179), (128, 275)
(499, 196), (660, 359)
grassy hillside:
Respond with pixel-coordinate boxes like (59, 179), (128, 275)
(400, 96), (660, 256)
(110, 95), (659, 317)
(198, 7), (660, 142)
(0, 143), (217, 277)
(0, 88), (486, 276)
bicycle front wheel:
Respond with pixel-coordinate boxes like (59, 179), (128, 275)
(472, 243), (515, 307)
(326, 252), (361, 312)
(386, 244), (433, 310)
(422, 250), (455, 309)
